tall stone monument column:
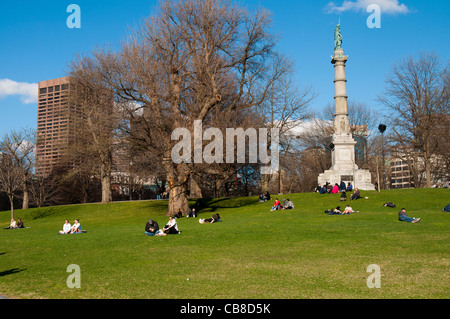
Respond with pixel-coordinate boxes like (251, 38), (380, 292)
(318, 23), (375, 190)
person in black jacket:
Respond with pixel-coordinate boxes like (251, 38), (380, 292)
(145, 219), (165, 236)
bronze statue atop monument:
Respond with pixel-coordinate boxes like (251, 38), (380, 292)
(334, 22), (343, 51)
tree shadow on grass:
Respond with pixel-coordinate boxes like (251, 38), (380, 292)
(191, 197), (258, 215)
(0, 268), (25, 277)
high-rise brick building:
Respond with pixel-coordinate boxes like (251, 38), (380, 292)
(35, 76), (80, 176)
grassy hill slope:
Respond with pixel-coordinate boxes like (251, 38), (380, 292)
(0, 189), (448, 299)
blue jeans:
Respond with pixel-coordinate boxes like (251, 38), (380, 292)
(145, 231), (157, 236)
(399, 216), (414, 223)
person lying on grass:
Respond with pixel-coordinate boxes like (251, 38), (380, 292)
(398, 208), (421, 223)
(329, 206), (342, 214)
(199, 213), (221, 224)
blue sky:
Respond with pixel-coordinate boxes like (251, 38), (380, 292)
(0, 0), (449, 137)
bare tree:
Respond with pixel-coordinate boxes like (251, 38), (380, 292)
(0, 153), (25, 218)
(82, 0), (291, 215)
(258, 62), (315, 193)
(68, 56), (120, 203)
(378, 52), (449, 188)
(29, 174), (62, 208)
(294, 118), (333, 191)
(0, 128), (35, 210)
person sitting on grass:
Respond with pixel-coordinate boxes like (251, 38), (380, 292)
(187, 208), (197, 218)
(339, 191), (347, 201)
(346, 182), (353, 192)
(174, 208), (183, 219)
(350, 188), (361, 200)
(145, 218), (166, 236)
(271, 198), (281, 211)
(4, 218), (18, 229)
(163, 217), (181, 235)
(58, 220), (72, 235)
(398, 208), (421, 223)
(71, 219), (82, 234)
(342, 205), (354, 214)
(332, 183), (339, 194)
(16, 218), (25, 229)
(283, 199), (294, 210)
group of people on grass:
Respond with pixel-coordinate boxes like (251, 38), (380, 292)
(145, 208), (221, 237)
(4, 218), (25, 229)
(326, 205), (357, 215)
(315, 182), (362, 202)
(258, 191), (271, 202)
(58, 219), (85, 235)
(316, 181), (353, 195)
(145, 217), (180, 236)
(21, 189), (450, 235)
(270, 198), (295, 211)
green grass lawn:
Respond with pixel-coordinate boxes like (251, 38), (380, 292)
(0, 188), (448, 299)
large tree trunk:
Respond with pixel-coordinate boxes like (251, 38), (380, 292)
(9, 194), (14, 220)
(166, 163), (190, 216)
(189, 173), (203, 199)
(100, 165), (112, 204)
(22, 183), (29, 210)
(168, 183), (190, 216)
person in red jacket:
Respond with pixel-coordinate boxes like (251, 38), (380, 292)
(271, 198), (281, 211)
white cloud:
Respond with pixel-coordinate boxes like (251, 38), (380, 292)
(0, 79), (38, 104)
(326, 0), (411, 14)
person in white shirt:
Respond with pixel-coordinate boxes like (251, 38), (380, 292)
(71, 219), (81, 233)
(342, 205), (353, 214)
(59, 220), (72, 234)
(163, 217), (180, 235)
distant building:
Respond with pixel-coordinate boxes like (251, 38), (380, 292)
(390, 156), (413, 189)
(35, 76), (80, 176)
(352, 124), (369, 165)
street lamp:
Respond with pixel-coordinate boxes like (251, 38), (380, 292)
(378, 124), (387, 190)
